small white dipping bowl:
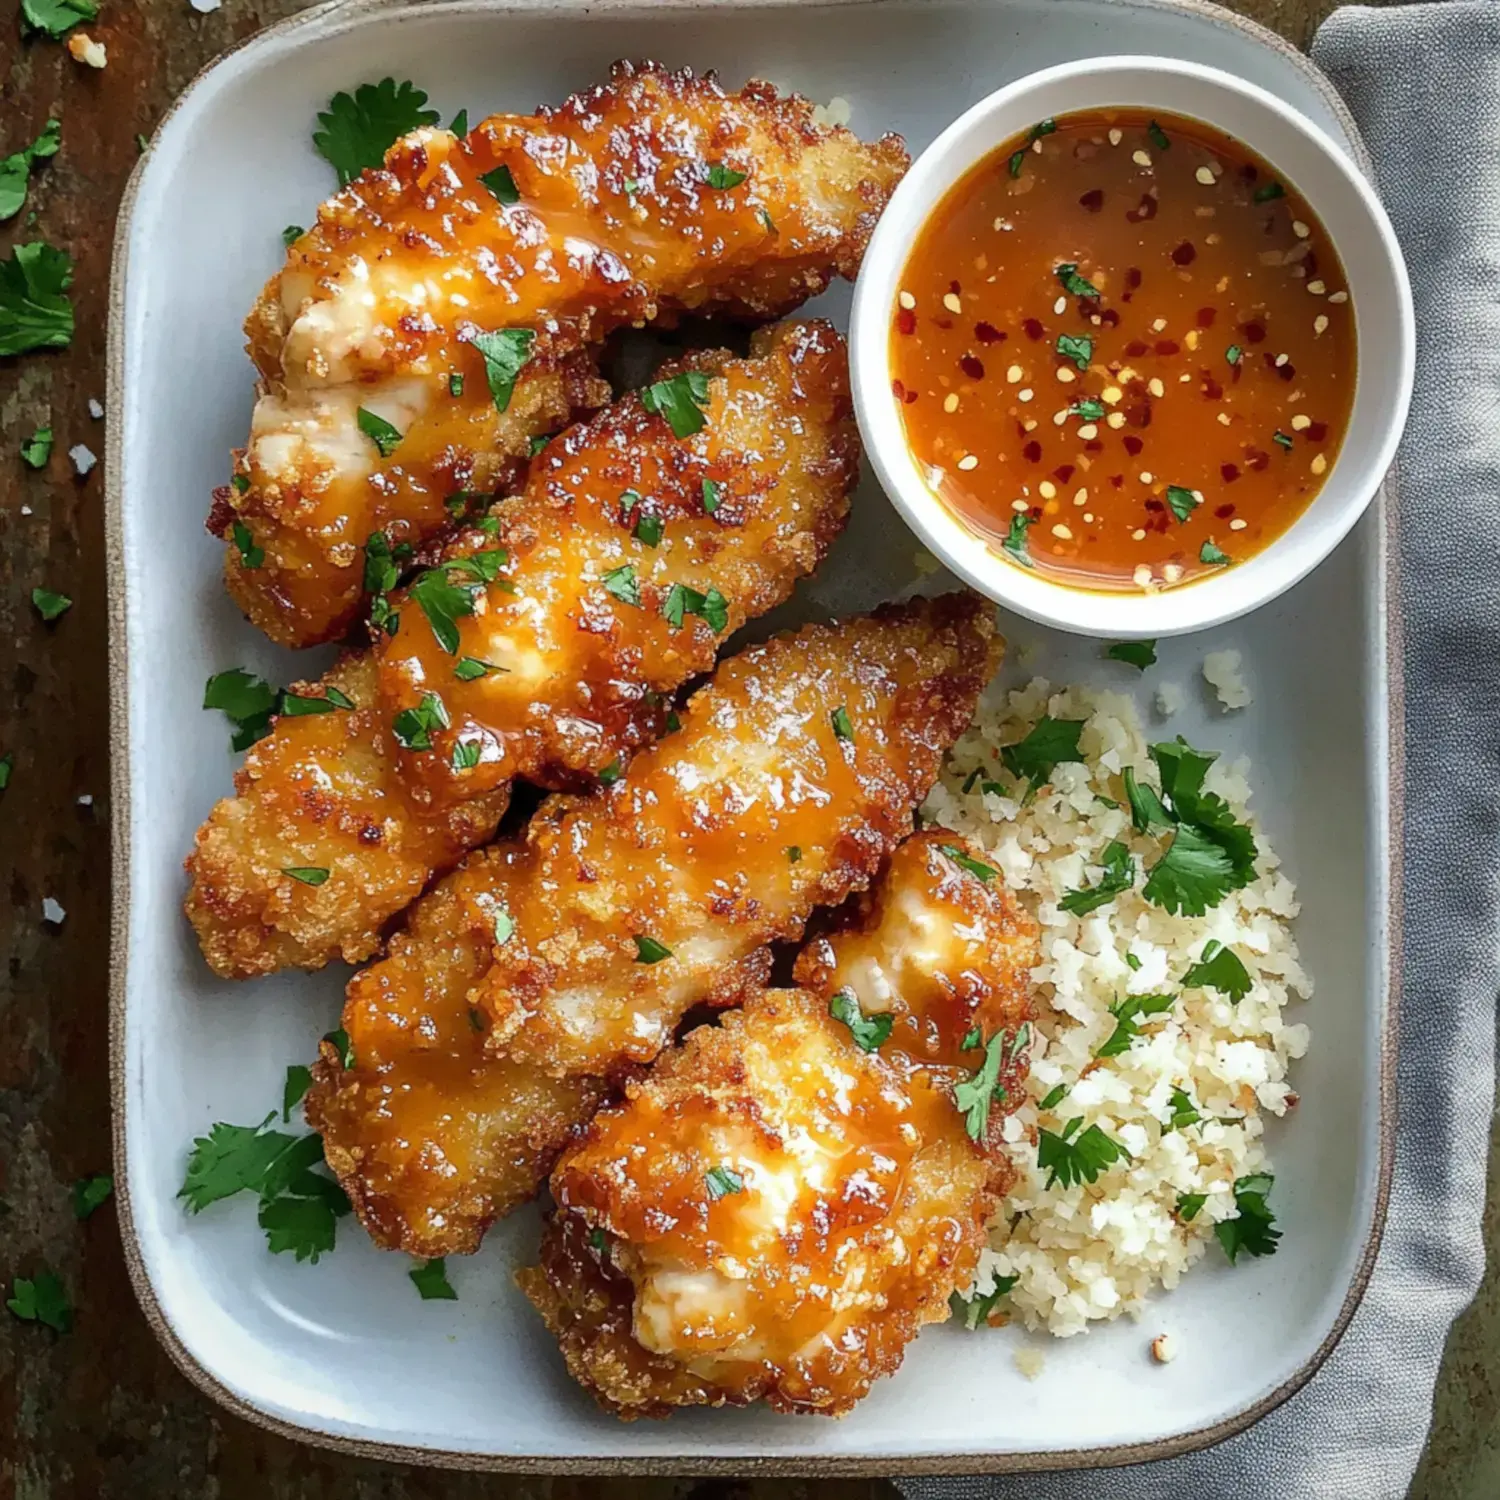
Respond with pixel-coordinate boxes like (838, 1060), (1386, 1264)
(850, 57), (1414, 639)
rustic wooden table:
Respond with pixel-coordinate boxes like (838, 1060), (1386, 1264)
(1, 0), (1491, 1495)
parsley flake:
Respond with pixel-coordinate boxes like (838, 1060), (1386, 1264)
(1106, 639), (1157, 670)
(231, 519), (264, 569)
(1007, 118), (1056, 177)
(492, 908), (515, 946)
(31, 586), (70, 621)
(1182, 938), (1252, 1001)
(938, 842), (997, 883)
(831, 705), (855, 742)
(1200, 540), (1231, 566)
(21, 425), (52, 468)
(1037, 1082), (1068, 1111)
(602, 563), (641, 607)
(661, 582), (728, 632)
(448, 372), (464, 397)
(1147, 119), (1171, 152)
(954, 1030), (1009, 1141)
(1055, 262), (1100, 299)
(786, 846), (802, 863)
(1059, 839), (1136, 917)
(702, 477), (721, 515)
(949, 1275), (1019, 1329)
(449, 109), (468, 137)
(640, 371), (711, 438)
(1056, 332), (1093, 371)
(1165, 485), (1200, 523)
(1226, 344), (1243, 366)
(828, 989), (893, 1053)
(454, 656), (505, 681)
(282, 866), (330, 886)
(1164, 1085), (1201, 1133)
(1037, 1117), (1129, 1189)
(409, 1258), (458, 1300)
(598, 756), (623, 786)
(203, 668), (279, 752)
(467, 328), (535, 414)
(705, 163), (747, 189)
(1215, 1174), (1280, 1262)
(6, 1269), (70, 1332)
(70, 1173), (112, 1220)
(1253, 180), (1285, 204)
(0, 241), (75, 357)
(633, 513), (663, 547)
(1001, 715), (1086, 793)
(281, 224), (304, 248)
(1273, 429), (1294, 450)
(705, 1166), (744, 1200)
(479, 164), (519, 205)
(633, 935), (672, 964)
(313, 78), (440, 187)
(1002, 512), (1035, 568)
(1096, 991), (1174, 1058)
(392, 691), (449, 751)
(356, 406), (403, 458)
(451, 739), (481, 771)
(1177, 1191), (1207, 1222)
(1071, 397), (1106, 422)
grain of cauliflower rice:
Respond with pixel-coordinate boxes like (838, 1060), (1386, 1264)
(922, 678), (1312, 1338)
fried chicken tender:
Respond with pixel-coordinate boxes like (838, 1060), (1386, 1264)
(519, 829), (1040, 1419)
(305, 595), (1002, 1256)
(222, 61), (908, 647)
(183, 654), (511, 979)
(378, 319), (856, 802)
(185, 323), (854, 979)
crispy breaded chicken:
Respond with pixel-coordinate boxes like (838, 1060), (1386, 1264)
(378, 320), (856, 802)
(186, 325), (853, 980)
(222, 62), (908, 647)
(305, 596), (1002, 1256)
(183, 654), (511, 979)
(519, 829), (1040, 1419)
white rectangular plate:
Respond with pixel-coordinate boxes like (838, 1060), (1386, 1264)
(108, 0), (1395, 1474)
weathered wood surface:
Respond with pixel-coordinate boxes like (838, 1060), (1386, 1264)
(4, 2), (1488, 1497)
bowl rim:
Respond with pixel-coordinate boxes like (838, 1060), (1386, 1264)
(849, 53), (1416, 640)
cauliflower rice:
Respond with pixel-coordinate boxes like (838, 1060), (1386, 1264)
(922, 678), (1312, 1338)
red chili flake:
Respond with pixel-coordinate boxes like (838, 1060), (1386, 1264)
(1196, 307), (1217, 328)
(904, 387), (919, 405)
(1144, 498), (1165, 513)
(1219, 468), (1240, 486)
(1098, 308), (1121, 328)
(1155, 339), (1181, 356)
(1029, 505), (1044, 521)
(1261, 352), (1279, 369)
(1022, 317), (1045, 341)
(1125, 340), (1149, 358)
(1171, 241), (1197, 267)
(960, 354), (985, 380)
(896, 308), (916, 336)
(1307, 421), (1329, 442)
(949, 278), (962, 297)
(1123, 435), (1144, 456)
(1277, 363), (1296, 383)
(975, 321), (1004, 344)
(934, 319), (955, 331)
(1241, 320), (1266, 344)
(1245, 447), (1270, 472)
(1152, 511), (1172, 533)
(1202, 376), (1224, 401)
(892, 378), (906, 401)
(1079, 188), (1105, 212)
(1126, 195), (1158, 224)
(1305, 251), (1320, 278)
(1054, 464), (1076, 484)
(1126, 267), (1143, 290)
(1110, 474), (1124, 488)
(1240, 162), (1259, 183)
(1084, 440), (1104, 453)
(1023, 440), (1043, 463)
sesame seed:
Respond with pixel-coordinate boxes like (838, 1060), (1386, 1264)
(943, 393), (959, 413)
(1311, 454), (1327, 475)
(1084, 512), (1094, 522)
(1074, 488), (1088, 505)
(1275, 353), (1289, 367)
(898, 290), (916, 310)
(1012, 499), (1029, 513)
(1133, 563), (1153, 587)
(1052, 409), (1069, 426)
(1195, 205), (1215, 219)
(957, 454), (979, 471)
(1185, 329), (1200, 350)
(1148, 377), (1165, 398)
(1151, 318), (1168, 333)
(1328, 290), (1349, 304)
(1293, 220), (1310, 238)
(1216, 275), (1230, 293)
(1053, 295), (1067, 315)
(1106, 410), (1127, 429)
(943, 292), (963, 314)
(1102, 385), (1123, 405)
(1217, 413), (1231, 426)
(1007, 364), (1024, 383)
(1052, 523), (1073, 540)
(1024, 419), (1038, 432)
(1314, 314), (1329, 336)
(1133, 528), (1147, 541)
(1109, 128), (1123, 146)
(975, 253), (988, 271)
(1057, 366), (1078, 385)
(1163, 563), (1183, 584)
(1194, 165), (1215, 185)
(1140, 471), (1154, 485)
(1205, 233), (1221, 246)
(1230, 518), (1248, 530)
(1307, 279), (1326, 295)
(1133, 150), (1152, 167)
(1291, 414), (1311, 431)
(1018, 388), (1034, 402)
(1038, 480), (1057, 499)
(1078, 423), (1099, 440)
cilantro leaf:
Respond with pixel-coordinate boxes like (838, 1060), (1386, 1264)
(451, 738), (480, 771)
(953, 1030), (1009, 1141)
(0, 240), (73, 356)
(409, 1258), (458, 1300)
(1166, 485), (1200, 523)
(363, 529), (403, 596)
(1273, 430), (1294, 450)
(1143, 823), (1239, 916)
(356, 406), (403, 458)
(640, 371), (711, 438)
(20, 0), (95, 39)
(1056, 333), (1093, 371)
(1096, 992), (1174, 1058)
(0, 119), (61, 222)
(828, 989), (893, 1053)
(70, 1173), (112, 1219)
(702, 477), (721, 515)
(31, 586), (70, 621)
(1182, 938), (1252, 1001)
(21, 425), (52, 468)
(282, 224), (304, 247)
(454, 656), (505, 681)
(1055, 262), (1099, 299)
(1001, 715), (1086, 792)
(949, 1275), (1019, 1330)
(705, 163), (747, 189)
(1200, 540), (1231, 566)
(831, 705), (855, 742)
(1037, 1082), (1068, 1111)
(661, 582), (727, 632)
(257, 1193), (340, 1263)
(1007, 118), (1056, 178)
(282, 1065), (312, 1123)
(1177, 1191), (1207, 1222)
(492, 908), (515, 946)
(633, 935), (672, 964)
(634, 513), (664, 547)
(409, 565), (479, 653)
(323, 1028), (354, 1069)
(231, 519), (264, 569)
(1124, 766), (1173, 832)
(1071, 397), (1107, 421)
(6, 1269), (70, 1332)
(1106, 639), (1156, 670)
(313, 78), (440, 187)
(1002, 512), (1035, 568)
(938, 842), (997, 883)
(1164, 1085), (1201, 1132)
(597, 756), (623, 786)
(1226, 344), (1243, 366)
(602, 563), (641, 607)
(392, 691), (448, 751)
(449, 109), (468, 138)
(468, 328), (534, 413)
(281, 689), (347, 716)
(282, 866), (329, 886)
(1215, 1174), (1280, 1262)
(479, 165), (519, 204)
(1148, 119), (1171, 152)
(705, 1166), (744, 1199)
(178, 1117), (299, 1213)
(203, 668), (279, 752)
(1037, 1117), (1129, 1189)
(1059, 838), (1135, 916)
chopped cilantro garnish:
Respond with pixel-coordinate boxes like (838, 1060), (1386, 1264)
(1273, 429), (1294, 450)
(1164, 1085), (1201, 1132)
(492, 908), (514, 946)
(1002, 512), (1035, 568)
(640, 371), (711, 438)
(230, 519), (264, 569)
(1143, 823), (1239, 915)
(31, 586), (69, 621)
(467, 328), (534, 414)
(1096, 991), (1174, 1058)
(282, 1065), (312, 1123)
(702, 477), (721, 515)
(661, 582), (728, 632)
(1125, 952), (1142, 971)
(664, 711), (681, 732)
(1176, 1190), (1207, 1222)
(1106, 639), (1157, 670)
(313, 78), (440, 186)
(829, 989), (893, 1052)
(363, 530), (402, 595)
(356, 406), (403, 458)
(1253, 180), (1285, 203)
(1182, 938), (1252, 1001)
(830, 705), (854, 742)
(70, 1173), (112, 1219)
(634, 513), (663, 547)
(1037, 1082), (1068, 1111)
(759, 208), (776, 234)
(938, 842), (997, 883)
(0, 241), (74, 357)
(1070, 397), (1106, 422)
(1001, 715), (1086, 793)
(1059, 838), (1135, 916)
(528, 432), (553, 458)
(954, 1030), (1009, 1141)
(705, 163), (747, 189)
(1200, 540), (1231, 566)
(786, 845), (802, 863)
(479, 164), (519, 204)
(20, 425), (52, 468)
(282, 866), (330, 886)
(1055, 262), (1100, 299)
(1139, 737), (1256, 914)
(408, 555), (506, 653)
(451, 739), (481, 771)
(705, 1166), (744, 1199)
(633, 935), (672, 964)
(602, 563), (641, 607)
(392, 691), (449, 751)
(20, 0), (96, 39)
(1007, 118), (1056, 177)
(1147, 119), (1170, 152)
(281, 224), (304, 248)
(1037, 1117), (1129, 1189)
(448, 372), (464, 397)
(0, 752), (12, 791)
(280, 689), (346, 716)
(454, 656), (505, 681)
(203, 668), (279, 752)
(1215, 1174), (1280, 1262)
(6, 1269), (70, 1332)
(1165, 485), (1200, 523)
(588, 1227), (608, 1252)
(949, 1275), (1019, 1329)
(1124, 766), (1172, 832)
(1225, 344), (1242, 366)
(323, 1027), (354, 1069)
(449, 108), (468, 137)
(1056, 332), (1093, 371)
(409, 1258), (458, 1300)
(598, 756), (623, 786)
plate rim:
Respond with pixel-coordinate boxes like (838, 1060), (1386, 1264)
(105, 0), (1401, 1474)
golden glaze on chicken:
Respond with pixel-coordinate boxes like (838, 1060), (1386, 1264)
(305, 596), (1002, 1256)
(222, 62), (908, 647)
(378, 320), (855, 801)
(185, 324), (854, 979)
(183, 655), (511, 979)
(519, 830), (1040, 1418)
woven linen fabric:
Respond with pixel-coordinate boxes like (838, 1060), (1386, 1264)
(902, 4), (1497, 1496)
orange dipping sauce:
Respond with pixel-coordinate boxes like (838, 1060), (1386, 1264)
(890, 109), (1355, 592)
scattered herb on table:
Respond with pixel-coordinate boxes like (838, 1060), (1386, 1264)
(21, 425), (52, 468)
(31, 586), (70, 621)
(0, 118), (60, 223)
(0, 241), (75, 356)
(1106, 639), (1156, 670)
(70, 1173), (112, 1220)
(6, 1269), (70, 1332)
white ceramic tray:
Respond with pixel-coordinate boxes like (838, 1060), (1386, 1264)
(107, 0), (1397, 1475)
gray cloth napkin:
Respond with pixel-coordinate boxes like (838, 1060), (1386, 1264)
(903, 4), (1497, 1496)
